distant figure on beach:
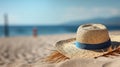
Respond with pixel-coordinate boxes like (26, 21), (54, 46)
(4, 13), (9, 37)
(33, 27), (38, 37)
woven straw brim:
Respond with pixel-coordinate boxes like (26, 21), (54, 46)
(55, 35), (120, 59)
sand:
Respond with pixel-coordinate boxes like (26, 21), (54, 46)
(0, 31), (120, 67)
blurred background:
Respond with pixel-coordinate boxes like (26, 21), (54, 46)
(0, 0), (120, 37)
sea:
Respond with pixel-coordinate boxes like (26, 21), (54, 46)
(0, 25), (120, 37)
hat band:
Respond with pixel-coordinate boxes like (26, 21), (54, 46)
(75, 39), (111, 50)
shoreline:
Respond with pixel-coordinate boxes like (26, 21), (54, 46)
(0, 30), (120, 38)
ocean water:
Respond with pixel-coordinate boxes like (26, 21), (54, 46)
(0, 25), (120, 37)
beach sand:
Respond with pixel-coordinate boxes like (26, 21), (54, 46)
(0, 31), (120, 67)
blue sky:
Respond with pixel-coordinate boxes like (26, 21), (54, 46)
(0, 0), (120, 25)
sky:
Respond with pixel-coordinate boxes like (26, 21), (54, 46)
(0, 0), (120, 25)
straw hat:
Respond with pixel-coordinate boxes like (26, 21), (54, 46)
(55, 23), (120, 58)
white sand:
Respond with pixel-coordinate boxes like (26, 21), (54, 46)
(0, 31), (120, 67)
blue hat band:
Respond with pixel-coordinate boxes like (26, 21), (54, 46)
(75, 39), (111, 50)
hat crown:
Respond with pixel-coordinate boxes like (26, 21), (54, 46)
(76, 24), (110, 44)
